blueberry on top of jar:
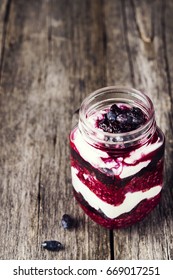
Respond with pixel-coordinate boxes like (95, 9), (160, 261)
(97, 104), (147, 133)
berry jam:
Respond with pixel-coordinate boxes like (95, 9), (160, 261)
(70, 87), (165, 229)
(97, 104), (147, 133)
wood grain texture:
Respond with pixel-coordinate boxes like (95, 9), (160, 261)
(104, 0), (173, 259)
(0, 0), (173, 260)
(0, 0), (10, 78)
(0, 0), (110, 260)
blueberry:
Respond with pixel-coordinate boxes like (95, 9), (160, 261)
(131, 107), (144, 118)
(98, 115), (109, 132)
(107, 111), (117, 122)
(111, 124), (122, 133)
(110, 104), (121, 115)
(119, 123), (132, 132)
(106, 126), (114, 133)
(130, 108), (145, 126)
(131, 107), (143, 116)
(98, 119), (108, 132)
(101, 168), (114, 176)
(131, 116), (143, 125)
(116, 113), (132, 124)
(97, 104), (146, 135)
(61, 214), (74, 229)
(41, 240), (64, 251)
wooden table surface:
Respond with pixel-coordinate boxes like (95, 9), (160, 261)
(0, 0), (173, 260)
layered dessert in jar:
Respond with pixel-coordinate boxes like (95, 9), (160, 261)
(70, 87), (165, 229)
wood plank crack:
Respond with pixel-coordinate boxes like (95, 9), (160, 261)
(166, 233), (171, 259)
(101, 0), (107, 76)
(131, 0), (154, 44)
(0, 0), (12, 82)
(161, 0), (172, 103)
(121, 0), (135, 87)
(110, 230), (115, 260)
(37, 155), (43, 240)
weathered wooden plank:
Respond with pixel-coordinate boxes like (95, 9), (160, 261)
(37, 0), (110, 260)
(0, 0), (49, 260)
(0, 0), (11, 79)
(160, 0), (173, 260)
(104, 0), (173, 259)
(103, 0), (132, 86)
(0, 0), (110, 259)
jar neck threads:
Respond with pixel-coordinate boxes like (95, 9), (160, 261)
(78, 87), (156, 149)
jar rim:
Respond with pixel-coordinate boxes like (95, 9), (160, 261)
(79, 86), (156, 148)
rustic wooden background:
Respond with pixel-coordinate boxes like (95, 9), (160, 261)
(0, 0), (173, 260)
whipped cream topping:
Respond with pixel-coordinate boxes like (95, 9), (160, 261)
(71, 127), (162, 179)
(72, 167), (162, 219)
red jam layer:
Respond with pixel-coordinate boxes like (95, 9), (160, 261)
(70, 124), (164, 229)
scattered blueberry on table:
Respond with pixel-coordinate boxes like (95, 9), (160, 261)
(41, 214), (76, 252)
(41, 240), (64, 251)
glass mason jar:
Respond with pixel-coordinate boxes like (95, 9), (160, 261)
(70, 87), (165, 229)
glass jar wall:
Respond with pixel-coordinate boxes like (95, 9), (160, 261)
(70, 87), (165, 229)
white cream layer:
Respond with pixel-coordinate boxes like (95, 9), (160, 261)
(72, 167), (162, 219)
(72, 128), (162, 179)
